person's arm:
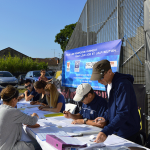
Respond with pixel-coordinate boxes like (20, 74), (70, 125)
(17, 94), (25, 101)
(71, 118), (107, 127)
(41, 102), (62, 112)
(38, 105), (50, 110)
(13, 109), (38, 125)
(86, 119), (107, 127)
(46, 78), (52, 82)
(24, 90), (34, 101)
(63, 111), (83, 120)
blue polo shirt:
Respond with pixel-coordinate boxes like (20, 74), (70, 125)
(23, 87), (40, 101)
(57, 94), (65, 113)
(79, 93), (107, 120)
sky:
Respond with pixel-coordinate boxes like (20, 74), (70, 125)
(0, 0), (87, 58)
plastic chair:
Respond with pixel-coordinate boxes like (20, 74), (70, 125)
(65, 103), (77, 114)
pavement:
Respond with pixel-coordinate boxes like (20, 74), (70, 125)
(17, 85), (25, 89)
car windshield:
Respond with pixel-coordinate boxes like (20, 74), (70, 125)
(0, 72), (13, 77)
(33, 71), (50, 77)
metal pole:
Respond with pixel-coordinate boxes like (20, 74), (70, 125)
(117, 0), (119, 39)
(86, 1), (89, 45)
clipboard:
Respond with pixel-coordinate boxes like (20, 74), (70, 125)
(46, 134), (86, 150)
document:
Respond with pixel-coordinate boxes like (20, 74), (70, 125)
(30, 127), (69, 141)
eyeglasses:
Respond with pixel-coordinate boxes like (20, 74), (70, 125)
(25, 84), (31, 88)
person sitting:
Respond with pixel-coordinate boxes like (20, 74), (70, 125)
(0, 85), (39, 150)
(63, 83), (108, 127)
(30, 80), (48, 105)
(18, 79), (40, 102)
(38, 83), (65, 113)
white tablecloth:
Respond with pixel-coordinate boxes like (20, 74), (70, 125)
(17, 100), (150, 150)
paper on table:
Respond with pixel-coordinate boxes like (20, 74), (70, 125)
(56, 136), (85, 145)
(104, 135), (128, 146)
(30, 127), (69, 141)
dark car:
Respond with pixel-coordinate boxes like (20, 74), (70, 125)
(47, 70), (55, 77)
(0, 71), (18, 88)
(18, 74), (26, 85)
(25, 70), (52, 83)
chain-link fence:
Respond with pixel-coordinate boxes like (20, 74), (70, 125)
(65, 0), (148, 133)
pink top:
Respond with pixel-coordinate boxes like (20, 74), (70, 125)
(38, 76), (48, 82)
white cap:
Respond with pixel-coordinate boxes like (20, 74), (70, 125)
(73, 83), (92, 102)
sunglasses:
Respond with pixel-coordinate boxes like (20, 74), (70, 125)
(45, 93), (50, 96)
(25, 84), (31, 88)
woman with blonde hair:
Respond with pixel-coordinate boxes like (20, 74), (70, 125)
(38, 83), (65, 113)
(0, 85), (39, 150)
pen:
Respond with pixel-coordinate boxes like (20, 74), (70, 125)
(60, 134), (83, 137)
(93, 118), (103, 122)
(63, 109), (71, 114)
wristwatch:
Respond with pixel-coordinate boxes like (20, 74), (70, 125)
(84, 118), (88, 124)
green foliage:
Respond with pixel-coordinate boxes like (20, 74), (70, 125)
(0, 54), (48, 73)
(55, 23), (77, 52)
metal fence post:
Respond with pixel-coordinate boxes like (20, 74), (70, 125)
(86, 1), (89, 46)
(117, 0), (119, 39)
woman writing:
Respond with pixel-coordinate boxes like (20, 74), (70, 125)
(30, 80), (48, 105)
(0, 85), (39, 150)
(38, 83), (65, 113)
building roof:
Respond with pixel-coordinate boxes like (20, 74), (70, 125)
(0, 47), (29, 58)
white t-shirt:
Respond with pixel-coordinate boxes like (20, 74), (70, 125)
(107, 83), (112, 99)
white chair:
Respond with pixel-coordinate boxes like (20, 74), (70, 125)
(65, 103), (77, 114)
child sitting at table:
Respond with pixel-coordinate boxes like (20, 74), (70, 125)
(0, 85), (39, 150)
(38, 83), (65, 113)
(30, 80), (48, 105)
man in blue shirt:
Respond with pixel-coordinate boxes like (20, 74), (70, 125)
(90, 60), (140, 143)
(18, 79), (40, 101)
(63, 83), (107, 127)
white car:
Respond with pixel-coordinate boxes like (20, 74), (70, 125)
(0, 71), (18, 88)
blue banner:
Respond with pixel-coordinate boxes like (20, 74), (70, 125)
(62, 39), (122, 91)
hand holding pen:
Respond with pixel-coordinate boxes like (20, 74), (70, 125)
(94, 117), (105, 123)
(94, 117), (107, 128)
(63, 109), (71, 119)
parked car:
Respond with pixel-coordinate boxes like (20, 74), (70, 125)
(0, 71), (18, 88)
(47, 70), (55, 77)
(18, 74), (26, 85)
(25, 70), (53, 83)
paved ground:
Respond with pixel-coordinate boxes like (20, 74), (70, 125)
(17, 85), (25, 89)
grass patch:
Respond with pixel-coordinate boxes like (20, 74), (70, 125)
(18, 89), (26, 94)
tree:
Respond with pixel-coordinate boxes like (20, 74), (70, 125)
(55, 23), (76, 52)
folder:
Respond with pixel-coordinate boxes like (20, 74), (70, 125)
(46, 134), (86, 150)
(44, 113), (64, 117)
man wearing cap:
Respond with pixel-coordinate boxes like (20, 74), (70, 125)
(90, 59), (140, 143)
(63, 83), (107, 127)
